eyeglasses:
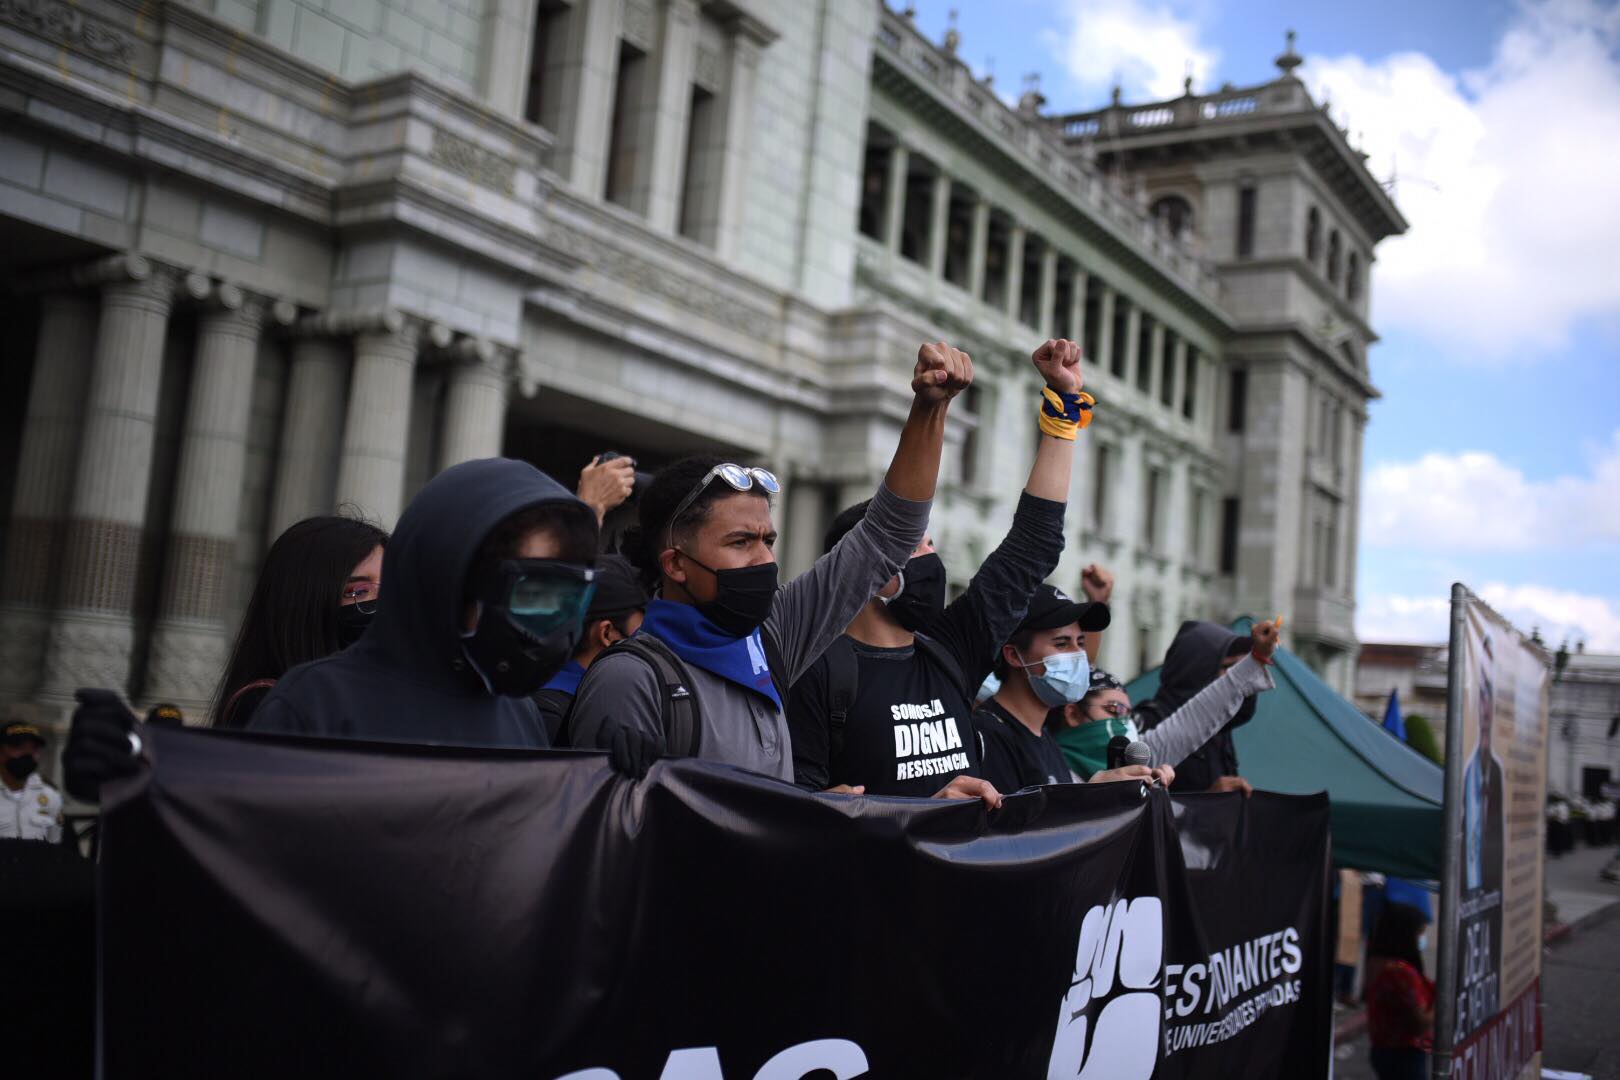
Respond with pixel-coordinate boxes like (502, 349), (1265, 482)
(1096, 701), (1132, 718)
(665, 464), (780, 548)
(342, 581), (381, 613)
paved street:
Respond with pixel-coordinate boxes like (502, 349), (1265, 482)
(1333, 844), (1620, 1080)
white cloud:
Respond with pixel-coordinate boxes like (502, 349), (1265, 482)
(1048, 0), (1219, 101)
(1361, 429), (1620, 550)
(1477, 582), (1620, 650)
(1306, 0), (1620, 356)
(1357, 586), (1620, 649)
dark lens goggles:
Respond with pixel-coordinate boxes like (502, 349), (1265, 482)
(483, 560), (597, 639)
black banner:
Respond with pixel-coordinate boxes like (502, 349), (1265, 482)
(100, 727), (1332, 1079)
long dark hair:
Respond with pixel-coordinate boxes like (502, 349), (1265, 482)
(1367, 900), (1427, 977)
(212, 515), (388, 726)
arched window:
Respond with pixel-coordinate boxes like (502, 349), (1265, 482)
(1346, 252), (1362, 300)
(1326, 229), (1342, 285)
(1151, 195), (1194, 240)
(1305, 206), (1321, 263)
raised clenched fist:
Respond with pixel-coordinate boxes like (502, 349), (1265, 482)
(1033, 338), (1083, 396)
(1251, 618), (1281, 660)
(1080, 563), (1114, 604)
(912, 342), (974, 405)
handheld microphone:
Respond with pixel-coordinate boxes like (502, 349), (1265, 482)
(1122, 740), (1154, 768)
(1106, 735), (1131, 771)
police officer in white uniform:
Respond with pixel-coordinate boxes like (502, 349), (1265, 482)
(1, 720), (63, 843)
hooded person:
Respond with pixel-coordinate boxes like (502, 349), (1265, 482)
(243, 457), (599, 748)
(1133, 619), (1275, 792)
(1051, 618), (1280, 781)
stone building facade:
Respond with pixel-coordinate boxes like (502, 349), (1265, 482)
(0, 0), (1403, 731)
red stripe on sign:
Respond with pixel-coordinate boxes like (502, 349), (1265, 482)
(1448, 978), (1542, 1080)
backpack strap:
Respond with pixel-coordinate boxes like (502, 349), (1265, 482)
(821, 635), (860, 764)
(604, 636), (703, 757)
(220, 678), (276, 729)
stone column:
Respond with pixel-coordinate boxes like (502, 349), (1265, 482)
(966, 198), (989, 300)
(783, 474), (825, 579)
(144, 288), (267, 712)
(38, 258), (177, 702)
(335, 313), (419, 529)
(926, 172), (951, 278)
(479, 0), (539, 117)
(1069, 270), (1089, 350)
(553, 0), (626, 195)
(701, 26), (763, 260)
(1004, 223), (1025, 321)
(1171, 337), (1190, 418)
(1147, 319), (1165, 402)
(268, 332), (350, 538)
(1096, 285), (1116, 377)
(0, 290), (100, 701)
(882, 142), (909, 254)
(1122, 303), (1142, 391)
(641, 0), (702, 229)
(1037, 246), (1058, 338)
(438, 340), (511, 470)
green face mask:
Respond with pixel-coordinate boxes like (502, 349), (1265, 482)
(1054, 716), (1140, 780)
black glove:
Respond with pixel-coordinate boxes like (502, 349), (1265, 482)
(64, 688), (142, 804)
(608, 725), (663, 781)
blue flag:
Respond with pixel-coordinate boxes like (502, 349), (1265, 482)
(1382, 688), (1406, 741)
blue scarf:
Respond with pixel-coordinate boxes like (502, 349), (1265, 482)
(540, 658), (585, 696)
(638, 598), (781, 709)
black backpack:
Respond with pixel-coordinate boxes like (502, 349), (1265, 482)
(820, 633), (969, 763)
(562, 631), (787, 756)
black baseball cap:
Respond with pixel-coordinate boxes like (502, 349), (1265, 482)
(1017, 583), (1111, 633)
(585, 554), (648, 621)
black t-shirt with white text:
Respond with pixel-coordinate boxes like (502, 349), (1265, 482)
(787, 639), (982, 797)
(975, 698), (1073, 793)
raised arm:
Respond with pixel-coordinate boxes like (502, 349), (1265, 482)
(928, 339), (1084, 680)
(768, 344), (971, 685)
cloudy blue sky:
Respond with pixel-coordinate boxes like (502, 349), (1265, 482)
(906, 0), (1620, 649)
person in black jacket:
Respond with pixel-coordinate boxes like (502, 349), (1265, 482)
(532, 554), (647, 741)
(1133, 620), (1262, 794)
(785, 339), (1088, 803)
(241, 457), (598, 747)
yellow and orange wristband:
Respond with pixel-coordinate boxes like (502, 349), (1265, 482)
(1038, 386), (1095, 440)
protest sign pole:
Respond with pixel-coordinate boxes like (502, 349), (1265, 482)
(1431, 582), (1470, 1080)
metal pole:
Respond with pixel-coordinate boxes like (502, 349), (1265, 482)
(1431, 582), (1471, 1080)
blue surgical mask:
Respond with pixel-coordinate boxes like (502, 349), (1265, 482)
(976, 672), (1001, 703)
(1018, 648), (1091, 708)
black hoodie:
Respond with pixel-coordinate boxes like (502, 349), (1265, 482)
(1134, 620), (1256, 792)
(246, 458), (593, 748)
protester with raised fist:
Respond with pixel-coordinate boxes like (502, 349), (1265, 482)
(1052, 618), (1281, 782)
(567, 342), (973, 783)
(785, 339), (1090, 805)
(1134, 619), (1283, 794)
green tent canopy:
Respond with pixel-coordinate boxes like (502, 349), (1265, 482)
(1124, 617), (1443, 880)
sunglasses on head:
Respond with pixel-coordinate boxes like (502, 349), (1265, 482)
(665, 464), (780, 548)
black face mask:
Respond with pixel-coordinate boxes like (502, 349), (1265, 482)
(882, 552), (947, 633)
(4, 754), (38, 781)
(684, 556), (779, 638)
(336, 603), (374, 648)
(459, 560), (597, 697)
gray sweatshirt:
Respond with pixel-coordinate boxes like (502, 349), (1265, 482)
(1138, 652), (1274, 768)
(568, 483), (931, 782)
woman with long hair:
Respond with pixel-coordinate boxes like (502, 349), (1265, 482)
(1364, 900), (1434, 1080)
(213, 515), (388, 728)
